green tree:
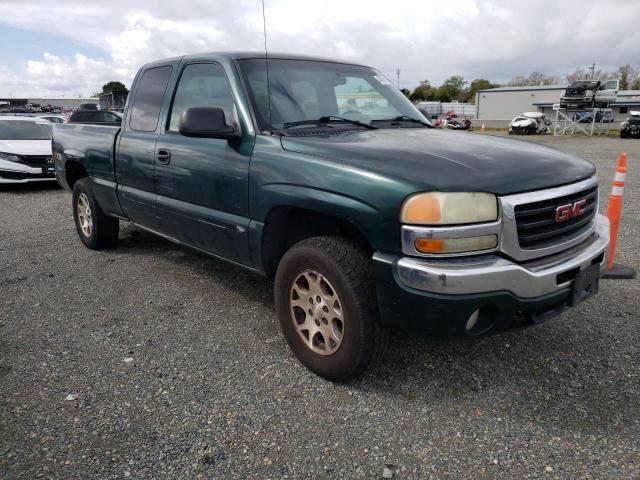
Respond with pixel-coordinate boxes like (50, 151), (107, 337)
(467, 78), (498, 103)
(509, 72), (559, 86)
(400, 88), (411, 98)
(101, 81), (129, 95)
(617, 64), (638, 91)
(436, 75), (467, 102)
(409, 80), (436, 102)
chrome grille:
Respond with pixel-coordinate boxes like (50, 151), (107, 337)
(499, 177), (599, 262)
(515, 186), (598, 249)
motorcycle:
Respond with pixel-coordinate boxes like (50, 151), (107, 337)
(446, 117), (473, 131)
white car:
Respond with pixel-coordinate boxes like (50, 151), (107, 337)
(508, 112), (551, 135)
(37, 115), (67, 124)
(0, 116), (55, 184)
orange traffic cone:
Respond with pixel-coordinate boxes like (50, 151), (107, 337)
(480, 123), (485, 132)
(602, 152), (635, 279)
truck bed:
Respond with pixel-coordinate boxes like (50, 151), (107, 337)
(52, 123), (123, 217)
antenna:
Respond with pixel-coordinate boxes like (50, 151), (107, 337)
(261, 0), (273, 133)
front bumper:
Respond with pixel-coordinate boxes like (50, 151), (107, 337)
(373, 214), (609, 335)
(0, 158), (56, 184)
(397, 214), (609, 298)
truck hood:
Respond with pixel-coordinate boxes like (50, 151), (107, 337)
(0, 139), (52, 156)
(280, 129), (595, 195)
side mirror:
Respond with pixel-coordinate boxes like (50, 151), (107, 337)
(178, 106), (241, 139)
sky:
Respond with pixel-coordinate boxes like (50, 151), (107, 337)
(0, 0), (639, 97)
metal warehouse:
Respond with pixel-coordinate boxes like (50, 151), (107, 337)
(475, 85), (640, 125)
(0, 97), (99, 110)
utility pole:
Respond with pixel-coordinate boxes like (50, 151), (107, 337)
(589, 63), (596, 79)
(396, 69), (400, 89)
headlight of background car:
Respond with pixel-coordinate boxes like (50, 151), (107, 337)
(0, 152), (20, 163)
(401, 192), (499, 254)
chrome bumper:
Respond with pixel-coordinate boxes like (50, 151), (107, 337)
(397, 214), (609, 298)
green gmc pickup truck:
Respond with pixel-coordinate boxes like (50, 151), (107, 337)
(53, 53), (610, 381)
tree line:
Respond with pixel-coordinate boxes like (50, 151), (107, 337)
(403, 64), (640, 104)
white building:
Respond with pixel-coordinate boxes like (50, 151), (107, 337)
(475, 86), (640, 125)
(0, 96), (99, 110)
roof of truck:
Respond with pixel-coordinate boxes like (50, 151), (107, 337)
(142, 52), (369, 69)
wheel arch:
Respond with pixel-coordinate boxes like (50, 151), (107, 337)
(259, 205), (374, 279)
(63, 160), (89, 190)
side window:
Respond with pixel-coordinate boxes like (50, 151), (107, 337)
(129, 66), (172, 132)
(169, 63), (235, 131)
(605, 80), (618, 90)
(74, 112), (92, 122)
(102, 112), (120, 123)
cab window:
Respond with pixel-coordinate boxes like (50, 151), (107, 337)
(129, 65), (173, 132)
(169, 63), (235, 132)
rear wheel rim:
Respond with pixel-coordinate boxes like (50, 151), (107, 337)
(77, 193), (93, 237)
(289, 269), (344, 356)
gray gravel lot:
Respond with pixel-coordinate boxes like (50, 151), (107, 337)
(1, 135), (639, 479)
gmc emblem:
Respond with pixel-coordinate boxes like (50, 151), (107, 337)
(555, 199), (587, 223)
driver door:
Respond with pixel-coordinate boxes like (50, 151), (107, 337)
(596, 80), (618, 106)
(154, 60), (253, 266)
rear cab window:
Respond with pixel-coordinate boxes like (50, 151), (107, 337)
(129, 65), (173, 132)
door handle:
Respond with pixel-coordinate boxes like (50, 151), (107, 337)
(156, 148), (171, 165)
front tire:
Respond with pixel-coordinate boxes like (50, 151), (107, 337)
(72, 177), (119, 249)
(275, 236), (389, 382)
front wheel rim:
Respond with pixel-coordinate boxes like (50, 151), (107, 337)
(289, 270), (344, 356)
(77, 193), (93, 237)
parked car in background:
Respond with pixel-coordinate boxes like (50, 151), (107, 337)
(78, 103), (99, 111)
(9, 105), (29, 114)
(0, 116), (55, 183)
(66, 110), (122, 126)
(508, 112), (551, 134)
(53, 52), (609, 382)
(574, 110), (614, 123)
(560, 80), (618, 109)
(620, 111), (640, 138)
(38, 115), (67, 124)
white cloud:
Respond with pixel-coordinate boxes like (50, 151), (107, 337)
(0, 0), (639, 96)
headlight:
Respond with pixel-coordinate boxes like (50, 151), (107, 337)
(414, 235), (498, 254)
(0, 152), (20, 162)
(401, 192), (498, 225)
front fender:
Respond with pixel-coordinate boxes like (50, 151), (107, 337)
(248, 136), (416, 259)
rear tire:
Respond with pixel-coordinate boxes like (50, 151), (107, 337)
(72, 177), (119, 249)
(275, 236), (389, 382)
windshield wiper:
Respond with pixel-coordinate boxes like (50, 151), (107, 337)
(371, 115), (432, 127)
(282, 115), (377, 130)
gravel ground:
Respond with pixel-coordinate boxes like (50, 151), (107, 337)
(1, 135), (639, 479)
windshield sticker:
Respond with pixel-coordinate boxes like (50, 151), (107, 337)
(374, 75), (392, 85)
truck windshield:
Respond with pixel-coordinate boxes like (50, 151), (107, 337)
(237, 58), (430, 132)
(0, 121), (52, 140)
